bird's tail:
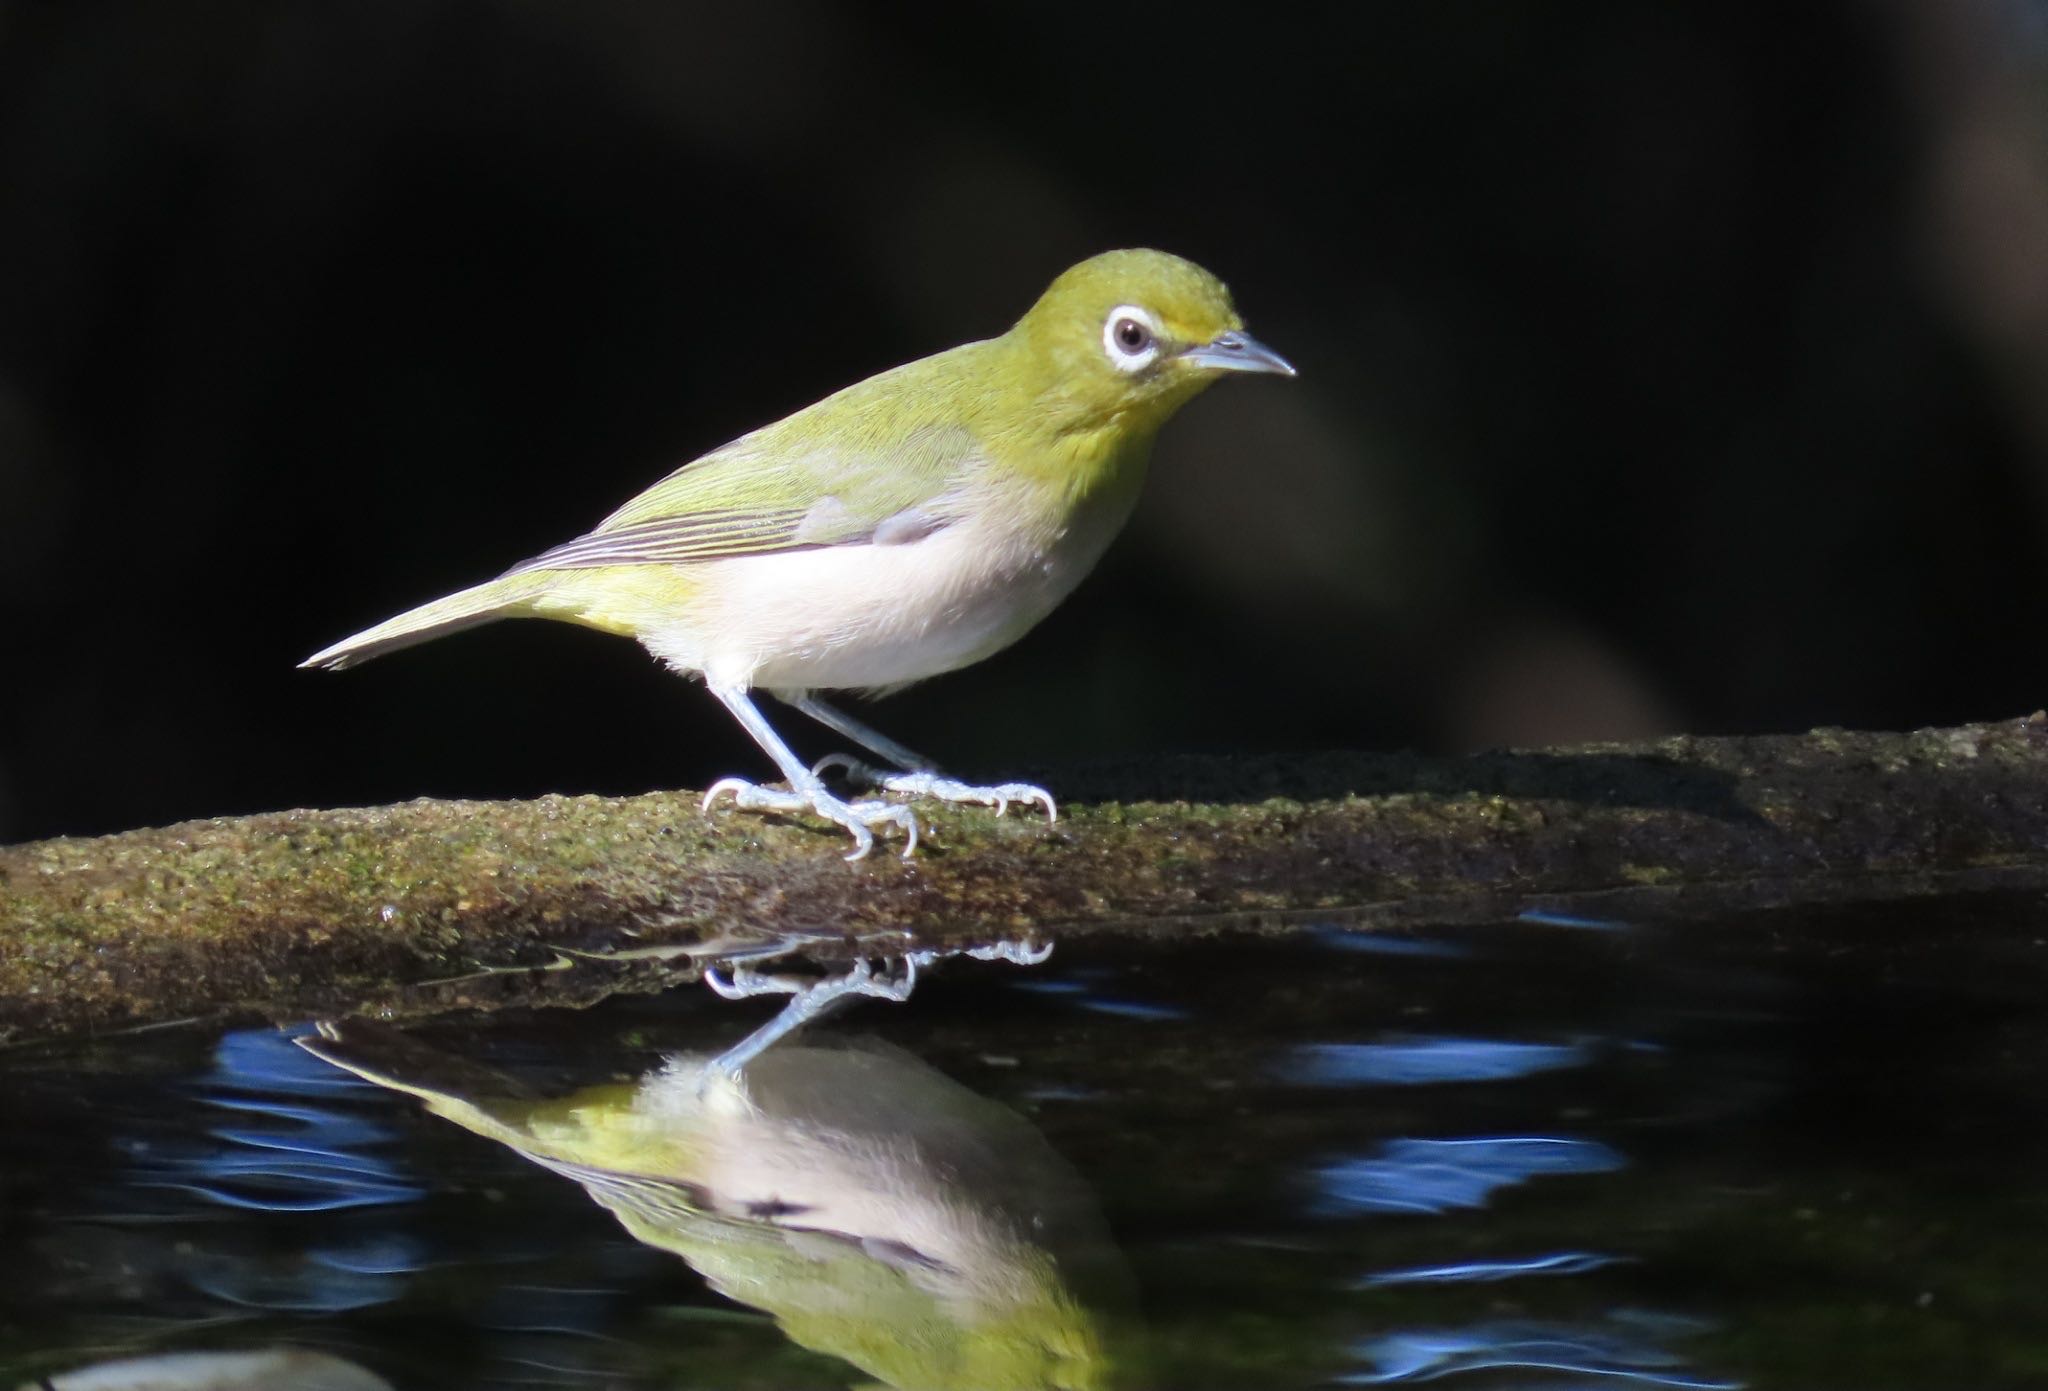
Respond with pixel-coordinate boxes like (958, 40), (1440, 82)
(296, 1023), (540, 1147)
(301, 572), (548, 670)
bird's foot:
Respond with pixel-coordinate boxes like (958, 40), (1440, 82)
(705, 954), (919, 1006)
(703, 955), (921, 1073)
(812, 753), (1058, 824)
(702, 778), (920, 860)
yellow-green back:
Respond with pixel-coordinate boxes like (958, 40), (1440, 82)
(300, 249), (1277, 683)
(524, 248), (1253, 565)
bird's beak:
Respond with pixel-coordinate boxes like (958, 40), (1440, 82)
(1179, 329), (1297, 377)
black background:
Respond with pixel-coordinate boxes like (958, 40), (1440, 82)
(3, 2), (2044, 844)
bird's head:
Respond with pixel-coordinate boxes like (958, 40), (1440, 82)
(1006, 248), (1294, 431)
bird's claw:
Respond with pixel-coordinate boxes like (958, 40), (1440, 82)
(706, 941), (1040, 1006)
(706, 954), (916, 1005)
(702, 777), (919, 860)
(966, 937), (1055, 967)
(703, 955), (924, 1072)
(707, 756), (1054, 859)
(882, 771), (1058, 823)
(813, 760), (1058, 825)
(702, 937), (1053, 1071)
(810, 751), (868, 781)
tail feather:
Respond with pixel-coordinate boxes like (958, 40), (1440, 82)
(302, 574), (544, 670)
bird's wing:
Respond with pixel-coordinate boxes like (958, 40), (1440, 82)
(503, 413), (983, 576)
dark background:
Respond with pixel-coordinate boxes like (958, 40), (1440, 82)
(3, 2), (2045, 845)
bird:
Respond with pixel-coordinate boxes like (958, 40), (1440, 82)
(297, 1022), (1134, 1390)
(303, 249), (1294, 858)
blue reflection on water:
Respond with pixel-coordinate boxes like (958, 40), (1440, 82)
(1360, 1250), (1622, 1288)
(116, 1027), (430, 1314)
(212, 1027), (374, 1090)
(1516, 908), (1628, 931)
(1010, 978), (1191, 1021)
(1344, 1319), (1740, 1388)
(1308, 925), (1473, 958)
(307, 1236), (435, 1276)
(1313, 1136), (1627, 1215)
(1011, 978), (1088, 994)
(185, 1245), (412, 1313)
(1069, 997), (1191, 1021)
(129, 1027), (420, 1213)
(1280, 1036), (1593, 1087)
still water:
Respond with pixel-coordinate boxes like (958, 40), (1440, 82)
(5, 890), (2048, 1389)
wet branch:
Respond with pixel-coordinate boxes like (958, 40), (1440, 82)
(4, 716), (2047, 1041)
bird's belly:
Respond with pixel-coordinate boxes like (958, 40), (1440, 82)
(638, 504), (1126, 693)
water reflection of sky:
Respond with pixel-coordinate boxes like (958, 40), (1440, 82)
(121, 1027), (428, 1314)
(1346, 1317), (1742, 1388)
(1008, 974), (1192, 1020)
(1313, 1136), (1627, 1216)
(131, 1027), (419, 1214)
(1514, 908), (1629, 931)
(1278, 1036), (1594, 1086)
(1307, 924), (1475, 958)
(1358, 1250), (1622, 1288)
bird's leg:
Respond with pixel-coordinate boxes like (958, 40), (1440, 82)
(701, 681), (920, 860)
(786, 693), (1057, 824)
(701, 936), (1052, 1073)
(789, 694), (936, 772)
(703, 955), (920, 1073)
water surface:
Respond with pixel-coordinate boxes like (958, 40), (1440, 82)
(6, 890), (2048, 1389)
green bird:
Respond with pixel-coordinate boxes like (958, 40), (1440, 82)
(304, 249), (1294, 857)
(299, 1023), (1139, 1390)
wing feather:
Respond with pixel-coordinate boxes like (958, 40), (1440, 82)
(504, 508), (813, 574)
(503, 393), (989, 575)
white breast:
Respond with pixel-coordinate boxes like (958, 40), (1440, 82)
(639, 485), (1141, 694)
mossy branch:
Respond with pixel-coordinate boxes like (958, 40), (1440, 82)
(4, 717), (2047, 1042)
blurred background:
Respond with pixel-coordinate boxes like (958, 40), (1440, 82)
(3, 1), (2046, 844)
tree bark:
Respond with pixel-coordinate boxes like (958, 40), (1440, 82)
(4, 716), (2046, 1042)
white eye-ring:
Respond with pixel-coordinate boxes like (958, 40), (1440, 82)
(1102, 304), (1163, 372)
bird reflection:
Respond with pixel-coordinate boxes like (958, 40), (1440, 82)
(298, 1021), (1134, 1391)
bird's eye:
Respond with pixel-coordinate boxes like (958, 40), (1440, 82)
(1101, 304), (1163, 372)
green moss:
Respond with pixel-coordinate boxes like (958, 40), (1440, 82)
(4, 719), (2048, 1040)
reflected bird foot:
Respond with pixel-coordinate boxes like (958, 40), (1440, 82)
(705, 954), (918, 1006)
(705, 955), (923, 1074)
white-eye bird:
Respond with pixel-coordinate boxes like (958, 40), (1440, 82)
(297, 1024), (1136, 1390)
(304, 249), (1294, 857)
